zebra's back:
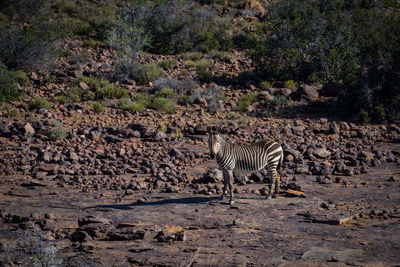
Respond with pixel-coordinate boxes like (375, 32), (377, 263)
(230, 140), (283, 172)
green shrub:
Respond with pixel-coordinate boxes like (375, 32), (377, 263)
(269, 95), (288, 107)
(96, 84), (128, 99)
(5, 107), (19, 117)
(208, 50), (235, 62)
(260, 81), (274, 89)
(134, 92), (152, 107)
(57, 95), (68, 104)
(83, 38), (103, 47)
(12, 70), (31, 87)
(115, 60), (163, 85)
(48, 121), (67, 141)
(54, 0), (79, 14)
(150, 97), (176, 113)
(181, 52), (202, 61)
(27, 97), (52, 111)
(197, 66), (212, 83)
(158, 58), (177, 69)
(92, 102), (105, 113)
(0, 62), (21, 102)
(75, 76), (128, 99)
(284, 80), (296, 90)
(249, 0), (400, 122)
(237, 93), (258, 112)
(156, 88), (177, 99)
(61, 18), (92, 38)
(120, 98), (145, 112)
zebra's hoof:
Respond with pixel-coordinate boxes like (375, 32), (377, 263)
(272, 194), (277, 198)
(266, 195), (271, 200)
(220, 195), (226, 200)
(229, 200), (235, 205)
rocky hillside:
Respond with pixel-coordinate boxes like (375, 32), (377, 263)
(0, 0), (400, 266)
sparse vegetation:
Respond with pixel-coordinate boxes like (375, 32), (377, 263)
(158, 58), (177, 70)
(237, 93), (258, 112)
(47, 120), (67, 141)
(74, 76), (128, 100)
(0, 62), (21, 102)
(92, 102), (105, 113)
(151, 97), (176, 114)
(27, 97), (52, 111)
(284, 80), (296, 91)
(115, 60), (163, 85)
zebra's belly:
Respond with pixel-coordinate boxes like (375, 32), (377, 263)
(234, 165), (264, 173)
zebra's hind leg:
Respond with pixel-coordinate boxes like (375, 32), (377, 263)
(267, 168), (278, 199)
(275, 173), (280, 194)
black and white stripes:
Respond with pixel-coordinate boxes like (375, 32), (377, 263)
(209, 133), (284, 205)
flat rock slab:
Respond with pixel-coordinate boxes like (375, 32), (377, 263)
(298, 211), (358, 225)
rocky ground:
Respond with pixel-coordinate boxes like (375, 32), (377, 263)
(1, 39), (400, 266)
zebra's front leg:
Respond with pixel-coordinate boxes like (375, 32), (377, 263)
(227, 169), (234, 205)
(220, 172), (228, 200)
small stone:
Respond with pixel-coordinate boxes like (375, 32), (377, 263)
(69, 151), (79, 161)
(79, 82), (89, 90)
(314, 148), (331, 159)
(24, 122), (35, 135)
(203, 169), (223, 183)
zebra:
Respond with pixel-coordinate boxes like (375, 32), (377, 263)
(208, 129), (284, 205)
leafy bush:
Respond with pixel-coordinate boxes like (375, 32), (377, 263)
(92, 102), (105, 113)
(12, 70), (31, 87)
(5, 107), (19, 117)
(154, 78), (199, 93)
(96, 84), (128, 99)
(156, 88), (177, 99)
(250, 0), (400, 122)
(110, 1), (233, 56)
(0, 62), (21, 102)
(54, 0), (79, 14)
(75, 76), (128, 99)
(237, 93), (258, 111)
(181, 52), (202, 61)
(48, 121), (67, 141)
(260, 81), (274, 90)
(83, 38), (103, 48)
(284, 80), (296, 91)
(269, 95), (288, 107)
(27, 97), (52, 111)
(208, 50), (236, 63)
(120, 97), (145, 112)
(158, 58), (177, 69)
(150, 97), (176, 113)
(0, 23), (55, 71)
(61, 18), (92, 38)
(115, 60), (163, 85)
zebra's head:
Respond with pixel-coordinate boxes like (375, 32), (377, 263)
(208, 132), (223, 159)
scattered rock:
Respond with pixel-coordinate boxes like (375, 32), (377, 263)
(24, 122), (35, 135)
(156, 226), (185, 242)
(203, 169), (223, 183)
(314, 148), (331, 159)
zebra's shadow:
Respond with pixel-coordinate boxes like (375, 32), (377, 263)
(87, 196), (220, 210)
